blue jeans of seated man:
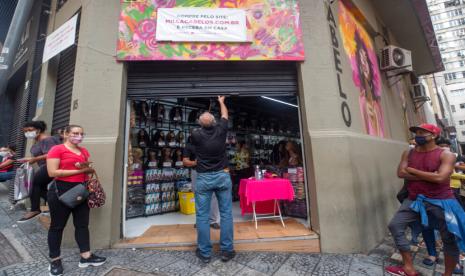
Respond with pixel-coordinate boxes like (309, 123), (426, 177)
(195, 171), (234, 257)
(0, 171), (15, 182)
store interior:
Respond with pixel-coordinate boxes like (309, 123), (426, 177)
(124, 96), (309, 238)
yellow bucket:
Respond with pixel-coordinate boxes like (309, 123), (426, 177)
(178, 192), (195, 215)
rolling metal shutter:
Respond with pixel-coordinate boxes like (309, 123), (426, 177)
(51, 14), (79, 133)
(127, 61), (298, 99)
(51, 46), (76, 133)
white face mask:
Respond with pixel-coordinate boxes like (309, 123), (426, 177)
(0, 151), (8, 157)
(24, 131), (37, 140)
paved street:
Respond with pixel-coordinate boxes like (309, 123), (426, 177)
(0, 184), (448, 276)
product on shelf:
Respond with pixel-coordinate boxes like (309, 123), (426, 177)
(281, 167), (307, 218)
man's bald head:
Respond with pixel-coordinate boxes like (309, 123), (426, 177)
(199, 112), (216, 128)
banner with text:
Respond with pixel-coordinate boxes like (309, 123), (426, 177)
(156, 8), (247, 42)
(42, 14), (78, 63)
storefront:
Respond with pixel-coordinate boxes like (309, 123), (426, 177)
(33, 0), (444, 253)
(116, 1), (316, 250)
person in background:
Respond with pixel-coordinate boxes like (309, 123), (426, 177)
(53, 128), (65, 142)
(435, 137), (465, 273)
(0, 145), (16, 182)
(191, 96), (235, 263)
(277, 140), (290, 168)
(232, 141), (251, 200)
(183, 141), (220, 230)
(437, 137), (465, 207)
(286, 141), (302, 167)
(234, 141), (250, 171)
(46, 125), (106, 276)
(18, 121), (61, 223)
(386, 124), (462, 276)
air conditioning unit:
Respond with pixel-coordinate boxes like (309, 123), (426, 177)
(381, 45), (413, 72)
(412, 83), (427, 98)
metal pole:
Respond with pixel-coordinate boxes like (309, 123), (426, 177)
(0, 0), (35, 98)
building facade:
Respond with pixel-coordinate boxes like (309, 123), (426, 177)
(21, 0), (443, 253)
(0, 0), (52, 159)
(427, 0), (465, 149)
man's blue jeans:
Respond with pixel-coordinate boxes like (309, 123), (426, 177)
(195, 170), (234, 257)
(0, 171), (14, 182)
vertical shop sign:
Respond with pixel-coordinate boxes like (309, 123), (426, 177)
(327, 4), (351, 127)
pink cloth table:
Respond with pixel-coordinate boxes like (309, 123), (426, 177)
(239, 178), (295, 228)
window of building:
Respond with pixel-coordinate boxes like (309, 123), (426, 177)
(447, 8), (463, 18)
(460, 120), (465, 125)
(462, 131), (465, 136)
(446, 71), (465, 81)
(452, 104), (457, 112)
(451, 89), (465, 97)
(445, 0), (461, 8)
(445, 60), (465, 70)
(460, 103), (465, 109)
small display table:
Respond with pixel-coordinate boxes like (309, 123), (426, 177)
(239, 178), (294, 229)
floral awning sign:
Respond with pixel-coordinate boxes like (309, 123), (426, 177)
(117, 0), (305, 61)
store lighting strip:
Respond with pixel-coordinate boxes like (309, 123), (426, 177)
(261, 96), (298, 108)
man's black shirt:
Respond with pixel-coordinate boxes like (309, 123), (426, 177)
(191, 118), (229, 173)
(182, 143), (196, 161)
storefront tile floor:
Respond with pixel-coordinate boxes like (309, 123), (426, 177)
(124, 201), (306, 238)
(0, 184), (446, 276)
(121, 219), (315, 248)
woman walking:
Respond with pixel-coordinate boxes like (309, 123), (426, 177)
(46, 125), (106, 275)
(18, 121), (60, 222)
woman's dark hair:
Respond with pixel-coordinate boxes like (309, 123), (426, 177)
(23, 121), (47, 133)
(7, 144), (16, 152)
(436, 136), (451, 146)
(354, 31), (377, 100)
(64, 125), (83, 133)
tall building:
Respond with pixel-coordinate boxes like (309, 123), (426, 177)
(427, 0), (465, 150)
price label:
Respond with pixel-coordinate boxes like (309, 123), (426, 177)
(288, 168), (297, 174)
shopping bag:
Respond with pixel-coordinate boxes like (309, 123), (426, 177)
(13, 163), (34, 200)
(87, 173), (106, 208)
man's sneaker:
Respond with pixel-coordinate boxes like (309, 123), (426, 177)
(78, 254), (106, 268)
(49, 259), (64, 276)
(210, 223), (220, 230)
(221, 250), (236, 262)
(195, 248), (211, 264)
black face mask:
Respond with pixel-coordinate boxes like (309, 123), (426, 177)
(414, 135), (431, 146)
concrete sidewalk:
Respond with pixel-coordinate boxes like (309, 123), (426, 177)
(0, 184), (444, 276)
